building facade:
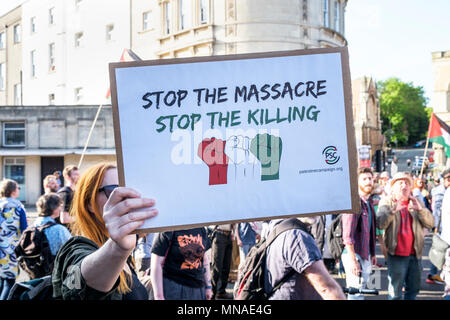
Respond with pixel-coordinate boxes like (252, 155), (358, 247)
(20, 0), (130, 106)
(352, 76), (385, 161)
(431, 50), (450, 167)
(0, 6), (22, 106)
(0, 105), (115, 204)
(131, 0), (348, 59)
(1, 0), (354, 204)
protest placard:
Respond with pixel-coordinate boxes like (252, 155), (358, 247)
(109, 47), (360, 233)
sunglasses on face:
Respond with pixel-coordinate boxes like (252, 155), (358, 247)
(98, 184), (119, 198)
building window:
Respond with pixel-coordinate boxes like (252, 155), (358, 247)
(199, 0), (209, 24)
(0, 32), (4, 49)
(49, 93), (55, 105)
(323, 0), (329, 28)
(106, 24), (114, 41)
(49, 7), (55, 25)
(14, 24), (21, 43)
(75, 32), (83, 47)
(74, 87), (83, 103)
(49, 43), (56, 71)
(334, 1), (340, 32)
(164, 2), (172, 34)
(143, 11), (151, 31)
(31, 17), (36, 33)
(179, 0), (191, 30)
(0, 63), (5, 90)
(14, 83), (21, 105)
(2, 122), (25, 147)
(30, 50), (36, 77)
(3, 158), (26, 202)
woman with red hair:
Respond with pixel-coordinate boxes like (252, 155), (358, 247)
(51, 163), (158, 299)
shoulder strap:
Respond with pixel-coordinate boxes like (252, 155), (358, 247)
(264, 218), (310, 298)
(37, 222), (57, 232)
(265, 218), (309, 248)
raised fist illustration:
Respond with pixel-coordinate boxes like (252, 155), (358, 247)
(250, 133), (282, 181)
(198, 137), (229, 185)
(225, 135), (257, 181)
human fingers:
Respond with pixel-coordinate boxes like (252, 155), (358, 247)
(110, 209), (158, 241)
(106, 197), (156, 219)
(113, 208), (159, 229)
(106, 187), (142, 207)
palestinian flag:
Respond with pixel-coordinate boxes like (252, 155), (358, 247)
(428, 113), (450, 157)
(105, 49), (142, 99)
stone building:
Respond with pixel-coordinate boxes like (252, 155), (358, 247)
(352, 76), (385, 162)
(0, 6), (22, 105)
(131, 0), (348, 59)
(431, 50), (450, 167)
(0, 105), (115, 204)
(1, 0), (352, 204)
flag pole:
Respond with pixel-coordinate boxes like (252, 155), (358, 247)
(419, 138), (429, 179)
(419, 113), (434, 179)
(78, 104), (103, 169)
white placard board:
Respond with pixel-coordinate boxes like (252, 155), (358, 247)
(109, 48), (359, 233)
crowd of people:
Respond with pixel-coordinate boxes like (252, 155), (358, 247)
(1, 161), (450, 300)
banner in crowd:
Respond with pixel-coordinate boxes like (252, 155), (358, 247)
(109, 47), (359, 232)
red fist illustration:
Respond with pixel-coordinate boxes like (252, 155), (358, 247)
(198, 138), (229, 185)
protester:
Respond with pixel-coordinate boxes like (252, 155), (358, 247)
(427, 170), (450, 284)
(210, 224), (234, 299)
(150, 227), (212, 300)
(34, 193), (72, 257)
(264, 217), (346, 300)
(341, 167), (377, 300)
(412, 177), (431, 210)
(0, 179), (27, 300)
(309, 215), (326, 253)
(133, 233), (154, 298)
(440, 172), (450, 300)
(235, 222), (258, 266)
(379, 171), (391, 197)
(43, 175), (59, 194)
(53, 171), (62, 190)
(57, 165), (80, 226)
(377, 172), (434, 300)
(51, 163), (158, 300)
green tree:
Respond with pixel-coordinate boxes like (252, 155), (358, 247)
(378, 78), (429, 147)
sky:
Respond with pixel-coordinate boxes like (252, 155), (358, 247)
(345, 0), (450, 107)
(1, 0), (449, 107)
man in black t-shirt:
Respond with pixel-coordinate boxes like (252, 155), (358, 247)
(150, 228), (212, 300)
(57, 165), (80, 226)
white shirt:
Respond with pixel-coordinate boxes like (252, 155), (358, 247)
(441, 187), (450, 244)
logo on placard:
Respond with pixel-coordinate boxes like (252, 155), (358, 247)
(322, 146), (340, 165)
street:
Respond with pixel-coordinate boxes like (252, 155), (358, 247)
(332, 234), (445, 300)
(388, 148), (433, 174)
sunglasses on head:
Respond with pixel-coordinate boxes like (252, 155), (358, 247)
(98, 184), (119, 198)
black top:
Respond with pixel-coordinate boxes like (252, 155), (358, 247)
(122, 264), (148, 300)
(152, 228), (211, 288)
(57, 186), (73, 213)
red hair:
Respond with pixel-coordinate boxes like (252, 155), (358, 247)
(70, 163), (132, 294)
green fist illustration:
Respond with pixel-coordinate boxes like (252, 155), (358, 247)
(250, 134), (282, 181)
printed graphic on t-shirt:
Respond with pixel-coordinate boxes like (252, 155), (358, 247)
(177, 234), (205, 270)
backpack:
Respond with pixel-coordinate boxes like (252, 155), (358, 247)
(7, 275), (56, 300)
(233, 218), (309, 300)
(326, 214), (345, 260)
(14, 222), (56, 279)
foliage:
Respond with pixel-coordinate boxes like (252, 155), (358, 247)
(378, 78), (429, 147)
